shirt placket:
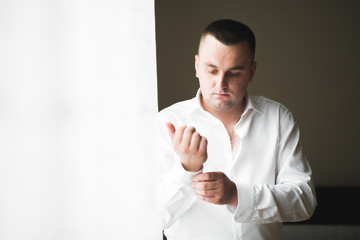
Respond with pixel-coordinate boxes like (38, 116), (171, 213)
(229, 111), (254, 179)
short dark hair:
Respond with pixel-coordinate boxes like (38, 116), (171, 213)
(200, 19), (256, 60)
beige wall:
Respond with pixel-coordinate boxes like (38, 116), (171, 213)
(155, 0), (360, 186)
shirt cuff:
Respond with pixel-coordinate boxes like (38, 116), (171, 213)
(167, 155), (203, 185)
(227, 182), (255, 222)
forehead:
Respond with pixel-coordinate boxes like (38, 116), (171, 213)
(198, 35), (252, 66)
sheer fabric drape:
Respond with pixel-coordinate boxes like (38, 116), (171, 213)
(0, 0), (160, 239)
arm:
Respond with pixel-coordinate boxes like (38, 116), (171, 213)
(229, 111), (317, 223)
(156, 116), (207, 229)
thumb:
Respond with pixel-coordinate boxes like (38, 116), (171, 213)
(165, 122), (175, 141)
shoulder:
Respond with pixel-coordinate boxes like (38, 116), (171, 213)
(159, 98), (193, 113)
(251, 95), (291, 115)
(251, 95), (288, 111)
(158, 98), (194, 117)
(250, 95), (295, 126)
(158, 98), (195, 126)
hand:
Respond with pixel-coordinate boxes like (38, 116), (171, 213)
(192, 172), (238, 207)
(166, 122), (208, 172)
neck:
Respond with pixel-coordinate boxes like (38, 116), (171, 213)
(202, 96), (247, 130)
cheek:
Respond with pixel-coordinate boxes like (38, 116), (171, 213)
(233, 81), (250, 95)
(198, 79), (206, 91)
(199, 78), (214, 91)
(201, 73), (217, 87)
(232, 77), (250, 88)
(199, 80), (212, 97)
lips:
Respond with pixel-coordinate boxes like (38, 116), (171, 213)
(213, 92), (230, 97)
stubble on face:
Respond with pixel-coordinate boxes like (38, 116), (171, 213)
(201, 90), (241, 113)
(196, 35), (255, 115)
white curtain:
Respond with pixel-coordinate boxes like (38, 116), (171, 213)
(0, 0), (160, 239)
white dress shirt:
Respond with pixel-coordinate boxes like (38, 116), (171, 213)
(156, 90), (317, 240)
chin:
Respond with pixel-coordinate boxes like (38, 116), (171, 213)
(212, 102), (234, 112)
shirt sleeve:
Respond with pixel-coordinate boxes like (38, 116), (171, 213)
(155, 113), (202, 229)
(228, 110), (317, 223)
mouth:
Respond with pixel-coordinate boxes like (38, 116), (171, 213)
(213, 92), (230, 97)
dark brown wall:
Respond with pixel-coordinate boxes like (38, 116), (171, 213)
(155, 0), (360, 186)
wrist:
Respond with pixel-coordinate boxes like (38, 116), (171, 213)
(181, 162), (203, 172)
(228, 181), (238, 207)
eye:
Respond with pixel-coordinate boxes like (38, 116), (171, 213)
(226, 71), (241, 77)
(207, 68), (218, 75)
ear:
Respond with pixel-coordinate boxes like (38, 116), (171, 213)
(249, 61), (257, 82)
(195, 54), (199, 78)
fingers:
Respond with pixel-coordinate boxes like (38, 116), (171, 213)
(192, 173), (221, 198)
(192, 181), (223, 203)
(189, 131), (201, 152)
(180, 126), (196, 152)
(167, 124), (208, 172)
(195, 195), (216, 204)
(192, 181), (218, 196)
(173, 126), (186, 148)
(192, 172), (237, 206)
(173, 126), (202, 154)
(192, 179), (217, 190)
(192, 172), (218, 182)
(199, 136), (208, 155)
(165, 122), (175, 141)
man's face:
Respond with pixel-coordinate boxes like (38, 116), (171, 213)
(195, 35), (256, 113)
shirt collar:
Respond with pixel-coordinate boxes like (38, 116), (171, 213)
(190, 89), (262, 116)
(189, 89), (204, 114)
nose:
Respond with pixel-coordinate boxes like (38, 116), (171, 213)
(215, 72), (227, 90)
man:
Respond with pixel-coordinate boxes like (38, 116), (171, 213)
(157, 19), (317, 240)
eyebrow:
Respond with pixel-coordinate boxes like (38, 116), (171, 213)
(205, 63), (217, 68)
(205, 62), (245, 71)
(229, 66), (245, 71)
